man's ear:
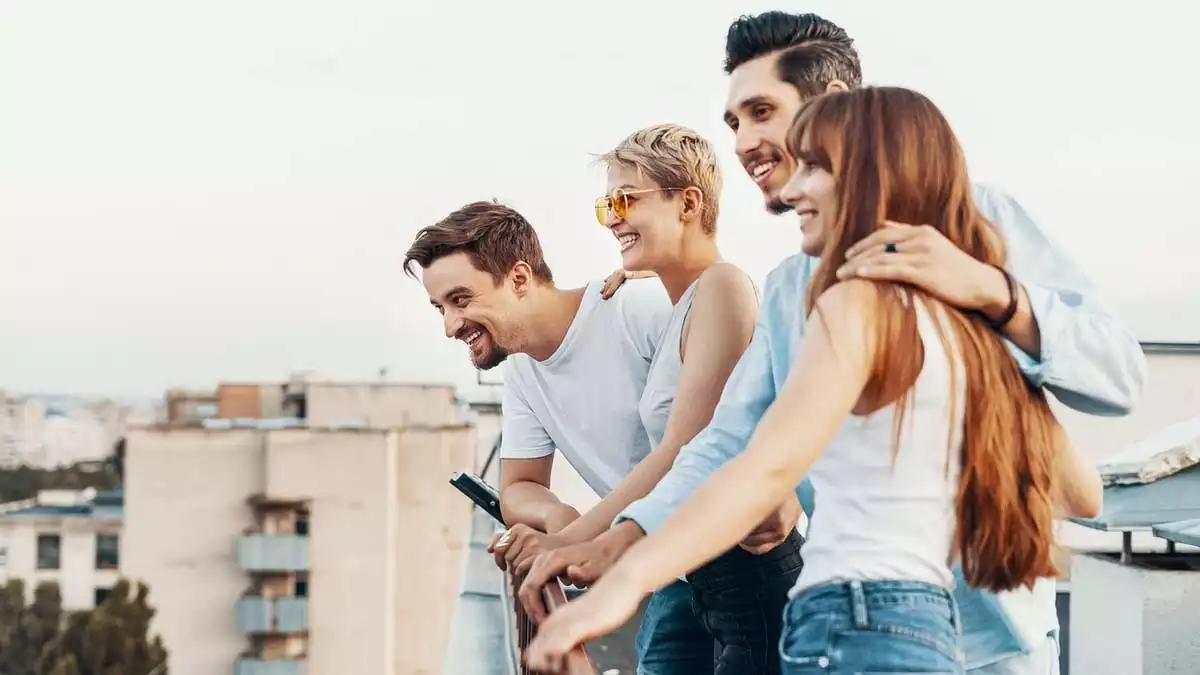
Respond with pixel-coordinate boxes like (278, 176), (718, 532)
(825, 79), (849, 94)
(510, 261), (535, 295)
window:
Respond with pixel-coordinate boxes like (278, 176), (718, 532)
(294, 573), (308, 598)
(95, 533), (119, 570)
(94, 587), (112, 607)
(295, 509), (310, 537)
(36, 534), (61, 570)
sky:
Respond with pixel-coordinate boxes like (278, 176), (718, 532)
(1, 0), (1197, 398)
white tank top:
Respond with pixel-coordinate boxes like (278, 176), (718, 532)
(638, 279), (701, 449)
(792, 296), (966, 596)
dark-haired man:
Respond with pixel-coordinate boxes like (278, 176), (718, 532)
(523, 11), (1146, 675)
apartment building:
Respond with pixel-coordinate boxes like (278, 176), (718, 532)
(0, 488), (123, 609)
(124, 379), (477, 675)
(0, 392), (130, 469)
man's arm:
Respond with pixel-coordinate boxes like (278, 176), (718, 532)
(975, 185), (1147, 415)
(838, 186), (1146, 416)
(497, 367), (578, 533)
(554, 264), (759, 545)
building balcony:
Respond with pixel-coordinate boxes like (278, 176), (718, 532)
(237, 596), (308, 634)
(237, 534), (308, 572)
(234, 658), (305, 675)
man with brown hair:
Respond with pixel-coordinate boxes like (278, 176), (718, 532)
(404, 199), (672, 538)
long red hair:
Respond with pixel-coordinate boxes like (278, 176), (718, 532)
(790, 86), (1060, 592)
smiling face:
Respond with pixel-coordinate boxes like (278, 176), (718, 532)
(421, 251), (524, 370)
(779, 132), (838, 256)
(599, 164), (693, 272)
(724, 53), (806, 214)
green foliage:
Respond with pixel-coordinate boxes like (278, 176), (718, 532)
(36, 579), (168, 675)
(0, 579), (63, 675)
(0, 579), (167, 675)
(0, 462), (121, 503)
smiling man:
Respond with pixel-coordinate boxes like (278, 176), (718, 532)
(404, 200), (672, 538)
(521, 11), (1146, 675)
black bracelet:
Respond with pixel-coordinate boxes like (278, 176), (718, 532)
(989, 266), (1020, 330)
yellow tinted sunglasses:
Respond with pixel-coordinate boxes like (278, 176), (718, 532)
(594, 187), (682, 225)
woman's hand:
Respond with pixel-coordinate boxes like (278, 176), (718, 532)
(524, 569), (646, 672)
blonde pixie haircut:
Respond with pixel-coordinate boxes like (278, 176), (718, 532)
(598, 123), (723, 234)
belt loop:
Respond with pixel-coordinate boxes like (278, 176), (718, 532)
(849, 581), (868, 629)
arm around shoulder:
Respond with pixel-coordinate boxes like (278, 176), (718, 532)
(975, 184), (1147, 415)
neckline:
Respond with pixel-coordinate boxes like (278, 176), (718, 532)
(536, 282), (600, 368)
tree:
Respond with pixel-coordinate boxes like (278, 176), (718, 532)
(0, 579), (64, 675)
(36, 579), (168, 675)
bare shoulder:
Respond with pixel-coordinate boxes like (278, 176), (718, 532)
(692, 262), (758, 310)
(809, 279), (887, 335)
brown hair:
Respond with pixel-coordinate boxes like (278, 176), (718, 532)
(403, 200), (554, 284)
(790, 86), (1060, 592)
(597, 123), (723, 234)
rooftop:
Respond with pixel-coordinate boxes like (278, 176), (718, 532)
(0, 487), (123, 519)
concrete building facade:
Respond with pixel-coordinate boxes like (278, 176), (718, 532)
(125, 380), (477, 675)
(0, 488), (123, 610)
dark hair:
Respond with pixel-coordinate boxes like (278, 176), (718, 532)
(403, 201), (554, 284)
(724, 11), (862, 97)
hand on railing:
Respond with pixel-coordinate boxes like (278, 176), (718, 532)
(507, 568), (594, 675)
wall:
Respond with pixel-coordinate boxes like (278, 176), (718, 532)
(123, 428), (265, 675)
(395, 424), (476, 675)
(0, 515), (120, 610)
(218, 385), (264, 419)
(263, 429), (400, 675)
(305, 383), (457, 428)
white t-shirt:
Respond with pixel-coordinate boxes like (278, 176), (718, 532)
(500, 279), (673, 497)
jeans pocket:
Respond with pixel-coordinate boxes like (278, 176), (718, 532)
(777, 611), (835, 667)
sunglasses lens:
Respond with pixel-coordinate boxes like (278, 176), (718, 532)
(594, 199), (609, 225)
(611, 189), (629, 220)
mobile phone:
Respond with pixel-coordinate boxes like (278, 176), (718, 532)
(449, 471), (505, 524)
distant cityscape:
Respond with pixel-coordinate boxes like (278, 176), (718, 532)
(1, 342), (1197, 675)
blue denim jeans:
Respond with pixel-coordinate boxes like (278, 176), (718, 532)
(778, 580), (965, 674)
(636, 530), (806, 675)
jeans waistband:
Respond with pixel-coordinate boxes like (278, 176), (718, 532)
(791, 580), (960, 634)
(686, 529), (804, 592)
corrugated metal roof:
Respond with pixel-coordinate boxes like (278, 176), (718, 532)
(1072, 463), (1200, 531)
(1098, 416), (1200, 486)
(1152, 518), (1200, 548)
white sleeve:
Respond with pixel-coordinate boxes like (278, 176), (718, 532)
(499, 363), (555, 459)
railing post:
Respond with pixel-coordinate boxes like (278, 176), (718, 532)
(506, 569), (596, 675)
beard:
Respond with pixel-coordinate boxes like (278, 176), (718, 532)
(474, 347), (509, 371)
(766, 197), (793, 215)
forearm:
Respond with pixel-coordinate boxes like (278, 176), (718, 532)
(616, 451), (795, 594)
(558, 445), (680, 544)
(979, 269), (1040, 358)
(1053, 430), (1103, 519)
(501, 482), (579, 533)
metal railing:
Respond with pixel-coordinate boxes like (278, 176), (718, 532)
(502, 568), (595, 675)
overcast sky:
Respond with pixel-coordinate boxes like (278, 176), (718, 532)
(1, 0), (1195, 398)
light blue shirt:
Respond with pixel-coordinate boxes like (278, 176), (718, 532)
(617, 183), (1147, 669)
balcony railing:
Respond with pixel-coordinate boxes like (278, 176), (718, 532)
(503, 569), (594, 675)
(237, 596), (309, 634)
(233, 657), (305, 675)
(237, 534), (308, 572)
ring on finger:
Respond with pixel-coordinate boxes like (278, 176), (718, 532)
(884, 242), (898, 253)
